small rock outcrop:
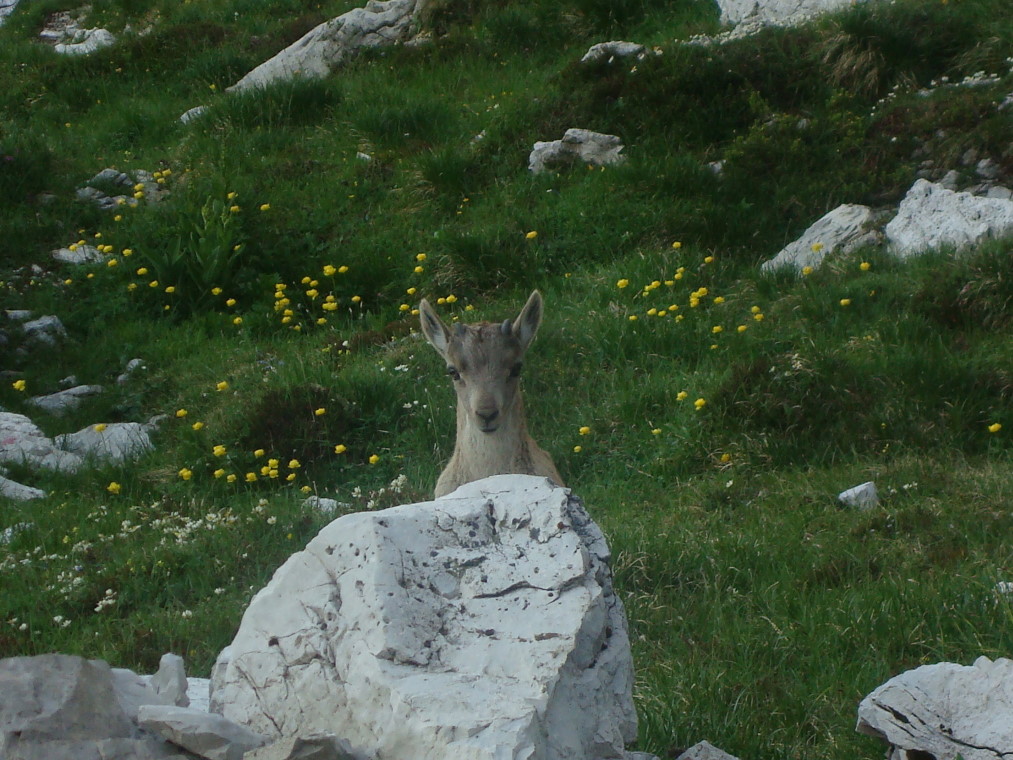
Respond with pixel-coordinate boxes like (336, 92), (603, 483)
(760, 204), (878, 273)
(581, 41), (646, 64)
(26, 384), (105, 416)
(716, 0), (866, 27)
(529, 129), (626, 174)
(676, 741), (740, 760)
(213, 474), (639, 760)
(0, 412), (84, 473)
(229, 0), (429, 92)
(857, 656), (1013, 760)
(55, 419), (158, 464)
(886, 178), (1013, 257)
(0, 654), (190, 760)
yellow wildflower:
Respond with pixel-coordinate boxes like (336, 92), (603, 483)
(107, 482), (121, 494)
(334, 444), (347, 454)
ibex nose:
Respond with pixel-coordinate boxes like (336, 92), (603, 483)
(476, 408), (499, 428)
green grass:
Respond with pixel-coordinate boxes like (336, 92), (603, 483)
(2, 0), (1013, 757)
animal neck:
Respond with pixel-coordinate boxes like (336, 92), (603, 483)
(454, 394), (530, 479)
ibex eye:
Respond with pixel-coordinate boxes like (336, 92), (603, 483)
(509, 363), (523, 378)
(446, 366), (462, 381)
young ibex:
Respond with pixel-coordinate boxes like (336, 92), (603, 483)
(419, 290), (564, 498)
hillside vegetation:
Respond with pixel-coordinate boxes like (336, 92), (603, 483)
(2, 0), (1013, 757)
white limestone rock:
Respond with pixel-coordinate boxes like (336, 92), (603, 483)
(760, 204), (877, 273)
(676, 741), (740, 760)
(857, 656), (1013, 760)
(0, 0), (20, 25)
(180, 105), (209, 124)
(717, 0), (865, 27)
(838, 481), (878, 510)
(302, 495), (344, 516)
(138, 704), (268, 760)
(0, 654), (190, 760)
(885, 179), (1013, 257)
(245, 733), (359, 760)
(26, 384), (104, 416)
(53, 244), (104, 265)
(529, 129), (626, 174)
(54, 27), (116, 55)
(229, 0), (428, 92)
(0, 475), (46, 501)
(0, 412), (84, 473)
(213, 474), (638, 760)
(149, 654), (190, 709)
(581, 41), (645, 64)
(55, 421), (155, 464)
(20, 315), (67, 347)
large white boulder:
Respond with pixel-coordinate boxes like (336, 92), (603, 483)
(0, 412), (84, 473)
(229, 0), (428, 92)
(760, 204), (877, 273)
(886, 178), (1013, 257)
(717, 0), (864, 26)
(213, 474), (638, 760)
(857, 656), (1013, 760)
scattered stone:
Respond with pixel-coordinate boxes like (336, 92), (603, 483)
(117, 358), (147, 385)
(0, 521), (34, 544)
(245, 734), (359, 760)
(0, 654), (191, 760)
(75, 167), (166, 210)
(715, 0), (866, 28)
(0, 412), (84, 473)
(581, 40), (646, 64)
(0, 475), (46, 501)
(939, 169), (961, 191)
(976, 158), (1000, 180)
(4, 310), (33, 322)
(857, 656), (1013, 760)
(137, 704), (269, 760)
(302, 495), (343, 515)
(20, 315), (67, 348)
(760, 204), (878, 273)
(58, 375), (78, 389)
(676, 741), (740, 760)
(55, 420), (155, 464)
(986, 186), (1013, 201)
(213, 474), (638, 760)
(26, 384), (104, 416)
(55, 26), (117, 55)
(150, 654), (190, 709)
(0, 0), (20, 25)
(529, 128), (626, 173)
(838, 481), (878, 510)
(229, 0), (430, 92)
(885, 178), (1013, 257)
(180, 105), (209, 124)
(53, 244), (105, 264)
(995, 581), (1013, 596)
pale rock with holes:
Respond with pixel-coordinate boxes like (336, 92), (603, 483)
(885, 178), (1013, 257)
(529, 129), (626, 174)
(212, 474), (639, 760)
(760, 204), (878, 273)
(229, 0), (429, 92)
(856, 656), (1013, 760)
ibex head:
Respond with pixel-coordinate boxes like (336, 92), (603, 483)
(419, 291), (544, 434)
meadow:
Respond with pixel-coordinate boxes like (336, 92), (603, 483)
(2, 0), (1013, 756)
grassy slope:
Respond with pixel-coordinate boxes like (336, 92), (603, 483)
(2, 0), (1013, 757)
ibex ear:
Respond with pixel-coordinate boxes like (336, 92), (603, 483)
(512, 290), (543, 352)
(419, 298), (451, 359)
